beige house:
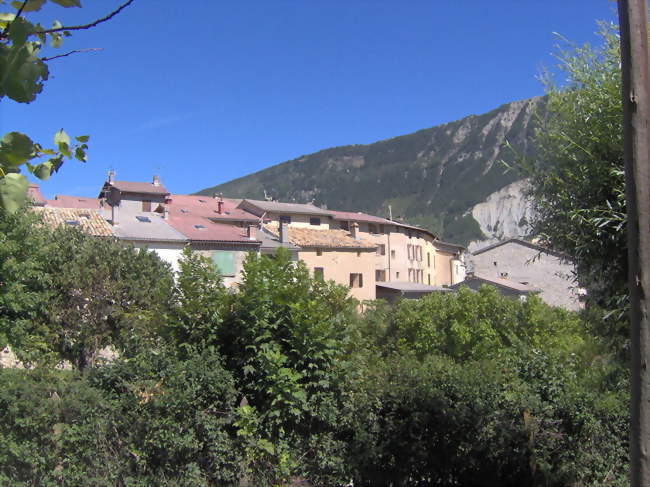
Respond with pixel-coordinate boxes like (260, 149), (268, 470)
(264, 222), (377, 301)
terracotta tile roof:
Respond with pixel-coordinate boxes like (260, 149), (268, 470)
(47, 195), (103, 209)
(27, 184), (47, 205)
(264, 223), (376, 249)
(109, 180), (169, 195)
(33, 207), (114, 237)
(168, 194), (259, 222)
(167, 215), (260, 244)
(329, 209), (391, 224)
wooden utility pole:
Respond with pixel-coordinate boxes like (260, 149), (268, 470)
(618, 0), (650, 484)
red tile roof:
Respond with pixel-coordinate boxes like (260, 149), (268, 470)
(167, 215), (260, 243)
(47, 195), (103, 209)
(168, 194), (259, 222)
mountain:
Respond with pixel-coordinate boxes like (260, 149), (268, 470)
(196, 97), (544, 245)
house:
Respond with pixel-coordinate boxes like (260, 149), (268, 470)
(432, 240), (467, 286)
(376, 282), (454, 304)
(33, 207), (115, 237)
(451, 272), (540, 300)
(468, 238), (583, 310)
(263, 222), (377, 301)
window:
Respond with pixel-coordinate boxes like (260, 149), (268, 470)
(194, 224), (206, 229)
(316, 249), (323, 256)
(396, 271), (400, 279)
(379, 224), (385, 233)
(142, 200), (152, 212)
(376, 244), (386, 256)
(181, 208), (190, 213)
(368, 224), (377, 234)
(391, 250), (396, 259)
(340, 221), (349, 231)
(65, 220), (80, 226)
(427, 252), (431, 267)
(280, 215), (291, 224)
(408, 269), (413, 282)
(212, 250), (236, 276)
(375, 270), (386, 282)
(310, 217), (321, 226)
(136, 215), (151, 222)
(314, 267), (324, 280)
(349, 273), (363, 288)
(357, 251), (361, 257)
(428, 275), (431, 285)
(417, 246), (423, 261)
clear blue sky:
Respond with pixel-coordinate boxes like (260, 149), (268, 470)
(1, 0), (618, 199)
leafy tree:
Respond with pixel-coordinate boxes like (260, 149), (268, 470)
(42, 226), (174, 370)
(0, 0), (135, 211)
(523, 25), (626, 314)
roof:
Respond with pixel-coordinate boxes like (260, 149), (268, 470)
(112, 213), (187, 243)
(329, 210), (391, 224)
(453, 273), (540, 294)
(47, 195), (102, 209)
(239, 199), (333, 217)
(167, 215), (260, 244)
(168, 194), (259, 222)
(376, 282), (453, 292)
(433, 240), (467, 252)
(264, 223), (376, 249)
(472, 238), (565, 259)
(257, 226), (301, 251)
(33, 207), (114, 237)
(105, 180), (170, 195)
(27, 184), (47, 205)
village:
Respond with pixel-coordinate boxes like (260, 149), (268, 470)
(28, 172), (582, 311)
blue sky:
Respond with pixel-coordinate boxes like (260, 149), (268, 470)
(2, 0), (618, 199)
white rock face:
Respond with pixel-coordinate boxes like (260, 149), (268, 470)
(468, 180), (534, 252)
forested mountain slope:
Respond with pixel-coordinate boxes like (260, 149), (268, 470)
(197, 97), (544, 244)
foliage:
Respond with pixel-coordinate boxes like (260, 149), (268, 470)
(0, 0), (134, 211)
(215, 248), (357, 484)
(41, 226), (174, 370)
(523, 25), (626, 314)
(385, 286), (584, 362)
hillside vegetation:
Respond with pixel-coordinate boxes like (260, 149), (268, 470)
(197, 98), (543, 244)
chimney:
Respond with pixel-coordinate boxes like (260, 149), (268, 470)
(163, 205), (169, 220)
(351, 222), (359, 239)
(108, 170), (115, 184)
(247, 224), (257, 240)
(153, 175), (160, 187)
(217, 200), (224, 214)
(111, 203), (119, 226)
(279, 222), (289, 244)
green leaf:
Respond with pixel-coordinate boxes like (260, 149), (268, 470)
(0, 172), (28, 212)
(6, 16), (30, 45)
(50, 0), (82, 7)
(73, 146), (86, 162)
(10, 0), (46, 12)
(53, 129), (70, 147)
(32, 161), (52, 180)
(75, 135), (89, 143)
(0, 131), (34, 166)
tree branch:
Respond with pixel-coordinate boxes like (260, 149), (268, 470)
(0, 0), (29, 38)
(41, 47), (103, 61)
(35, 0), (136, 35)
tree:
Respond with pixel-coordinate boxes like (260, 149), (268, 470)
(523, 25), (626, 314)
(0, 0), (135, 212)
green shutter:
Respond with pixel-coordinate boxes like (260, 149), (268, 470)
(212, 250), (236, 276)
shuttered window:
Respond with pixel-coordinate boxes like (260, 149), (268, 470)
(212, 250), (236, 276)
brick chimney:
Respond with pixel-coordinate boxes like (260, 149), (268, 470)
(153, 175), (160, 187)
(351, 222), (359, 239)
(247, 224), (257, 240)
(217, 200), (224, 214)
(279, 222), (289, 244)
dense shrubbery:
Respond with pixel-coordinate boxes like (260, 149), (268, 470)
(0, 208), (629, 486)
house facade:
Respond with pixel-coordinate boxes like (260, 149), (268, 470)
(469, 238), (583, 310)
